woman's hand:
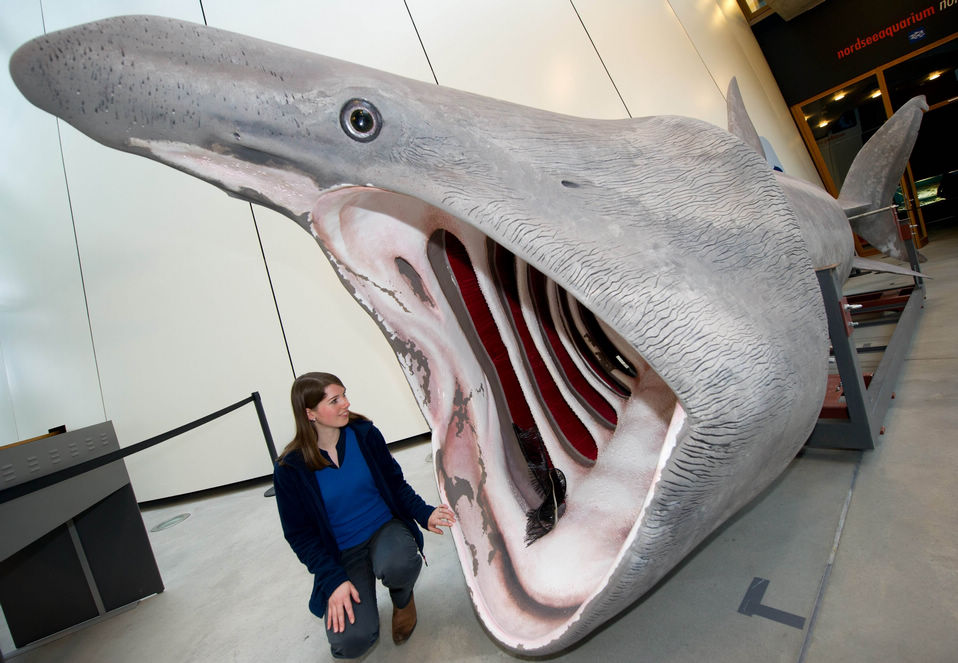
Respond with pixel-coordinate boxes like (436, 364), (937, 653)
(326, 580), (360, 633)
(427, 504), (457, 534)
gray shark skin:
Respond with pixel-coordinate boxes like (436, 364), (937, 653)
(839, 95), (928, 262)
(726, 78), (926, 276)
(8, 16), (917, 655)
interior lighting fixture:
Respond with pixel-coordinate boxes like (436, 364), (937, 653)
(833, 91), (846, 101)
(870, 89), (882, 98)
(927, 71), (942, 81)
(817, 119), (829, 128)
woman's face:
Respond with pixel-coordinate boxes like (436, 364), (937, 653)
(306, 384), (350, 431)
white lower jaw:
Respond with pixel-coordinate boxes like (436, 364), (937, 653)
(310, 187), (683, 646)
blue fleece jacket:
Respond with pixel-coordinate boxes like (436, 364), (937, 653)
(273, 419), (435, 618)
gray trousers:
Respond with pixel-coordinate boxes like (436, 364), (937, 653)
(326, 519), (422, 659)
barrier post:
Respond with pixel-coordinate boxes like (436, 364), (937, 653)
(252, 391), (278, 497)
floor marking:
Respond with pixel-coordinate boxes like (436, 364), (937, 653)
(738, 577), (807, 630)
(797, 451), (864, 662)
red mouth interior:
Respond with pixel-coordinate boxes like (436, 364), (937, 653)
(442, 231), (631, 461)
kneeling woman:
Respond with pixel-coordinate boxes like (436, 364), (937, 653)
(274, 372), (456, 659)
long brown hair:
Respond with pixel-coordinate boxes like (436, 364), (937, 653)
(277, 371), (367, 470)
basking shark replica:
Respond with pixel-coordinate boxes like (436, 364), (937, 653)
(10, 16), (925, 655)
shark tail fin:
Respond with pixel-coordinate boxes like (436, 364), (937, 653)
(837, 96), (928, 261)
(851, 256), (928, 279)
(726, 77), (765, 159)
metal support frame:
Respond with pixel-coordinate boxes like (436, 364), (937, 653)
(807, 247), (925, 450)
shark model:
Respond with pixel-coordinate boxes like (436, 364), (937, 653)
(10, 16), (925, 655)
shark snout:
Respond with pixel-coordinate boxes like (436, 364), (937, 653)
(11, 17), (207, 149)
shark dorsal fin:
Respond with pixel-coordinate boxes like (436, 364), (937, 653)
(838, 96), (927, 262)
(726, 77), (765, 159)
(838, 96), (928, 210)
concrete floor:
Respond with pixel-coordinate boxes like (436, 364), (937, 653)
(3, 225), (957, 662)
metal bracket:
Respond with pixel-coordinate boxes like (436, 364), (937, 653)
(807, 242), (925, 450)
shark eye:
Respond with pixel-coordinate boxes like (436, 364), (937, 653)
(340, 98), (382, 142)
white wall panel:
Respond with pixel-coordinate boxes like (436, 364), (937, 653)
(407, 0), (627, 118)
(0, 343), (18, 445)
(668, 0), (820, 183)
(715, 0), (821, 183)
(716, 0), (788, 102)
(202, 0), (434, 82)
(40, 0), (296, 500)
(201, 0), (432, 442)
(252, 208), (428, 439)
(573, 0), (728, 126)
(0, 1), (104, 444)
(55, 129), (294, 500)
(41, 0), (199, 32)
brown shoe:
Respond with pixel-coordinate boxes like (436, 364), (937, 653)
(392, 592), (417, 644)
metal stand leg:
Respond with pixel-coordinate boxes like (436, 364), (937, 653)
(807, 244), (925, 449)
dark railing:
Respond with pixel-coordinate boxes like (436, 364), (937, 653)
(0, 392), (277, 506)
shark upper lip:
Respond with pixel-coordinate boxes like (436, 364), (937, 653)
(10, 15), (832, 654)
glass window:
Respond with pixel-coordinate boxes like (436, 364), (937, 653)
(792, 36), (958, 246)
(885, 39), (958, 110)
(885, 39), (958, 226)
(799, 76), (885, 192)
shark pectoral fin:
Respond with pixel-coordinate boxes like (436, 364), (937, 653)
(839, 198), (870, 217)
(847, 207), (911, 262)
(851, 256), (928, 279)
(726, 77), (765, 160)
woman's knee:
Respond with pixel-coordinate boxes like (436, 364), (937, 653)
(372, 522), (421, 582)
(329, 626), (378, 659)
(378, 547), (422, 585)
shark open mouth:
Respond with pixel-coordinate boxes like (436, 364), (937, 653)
(311, 186), (685, 648)
(17, 13), (911, 655)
